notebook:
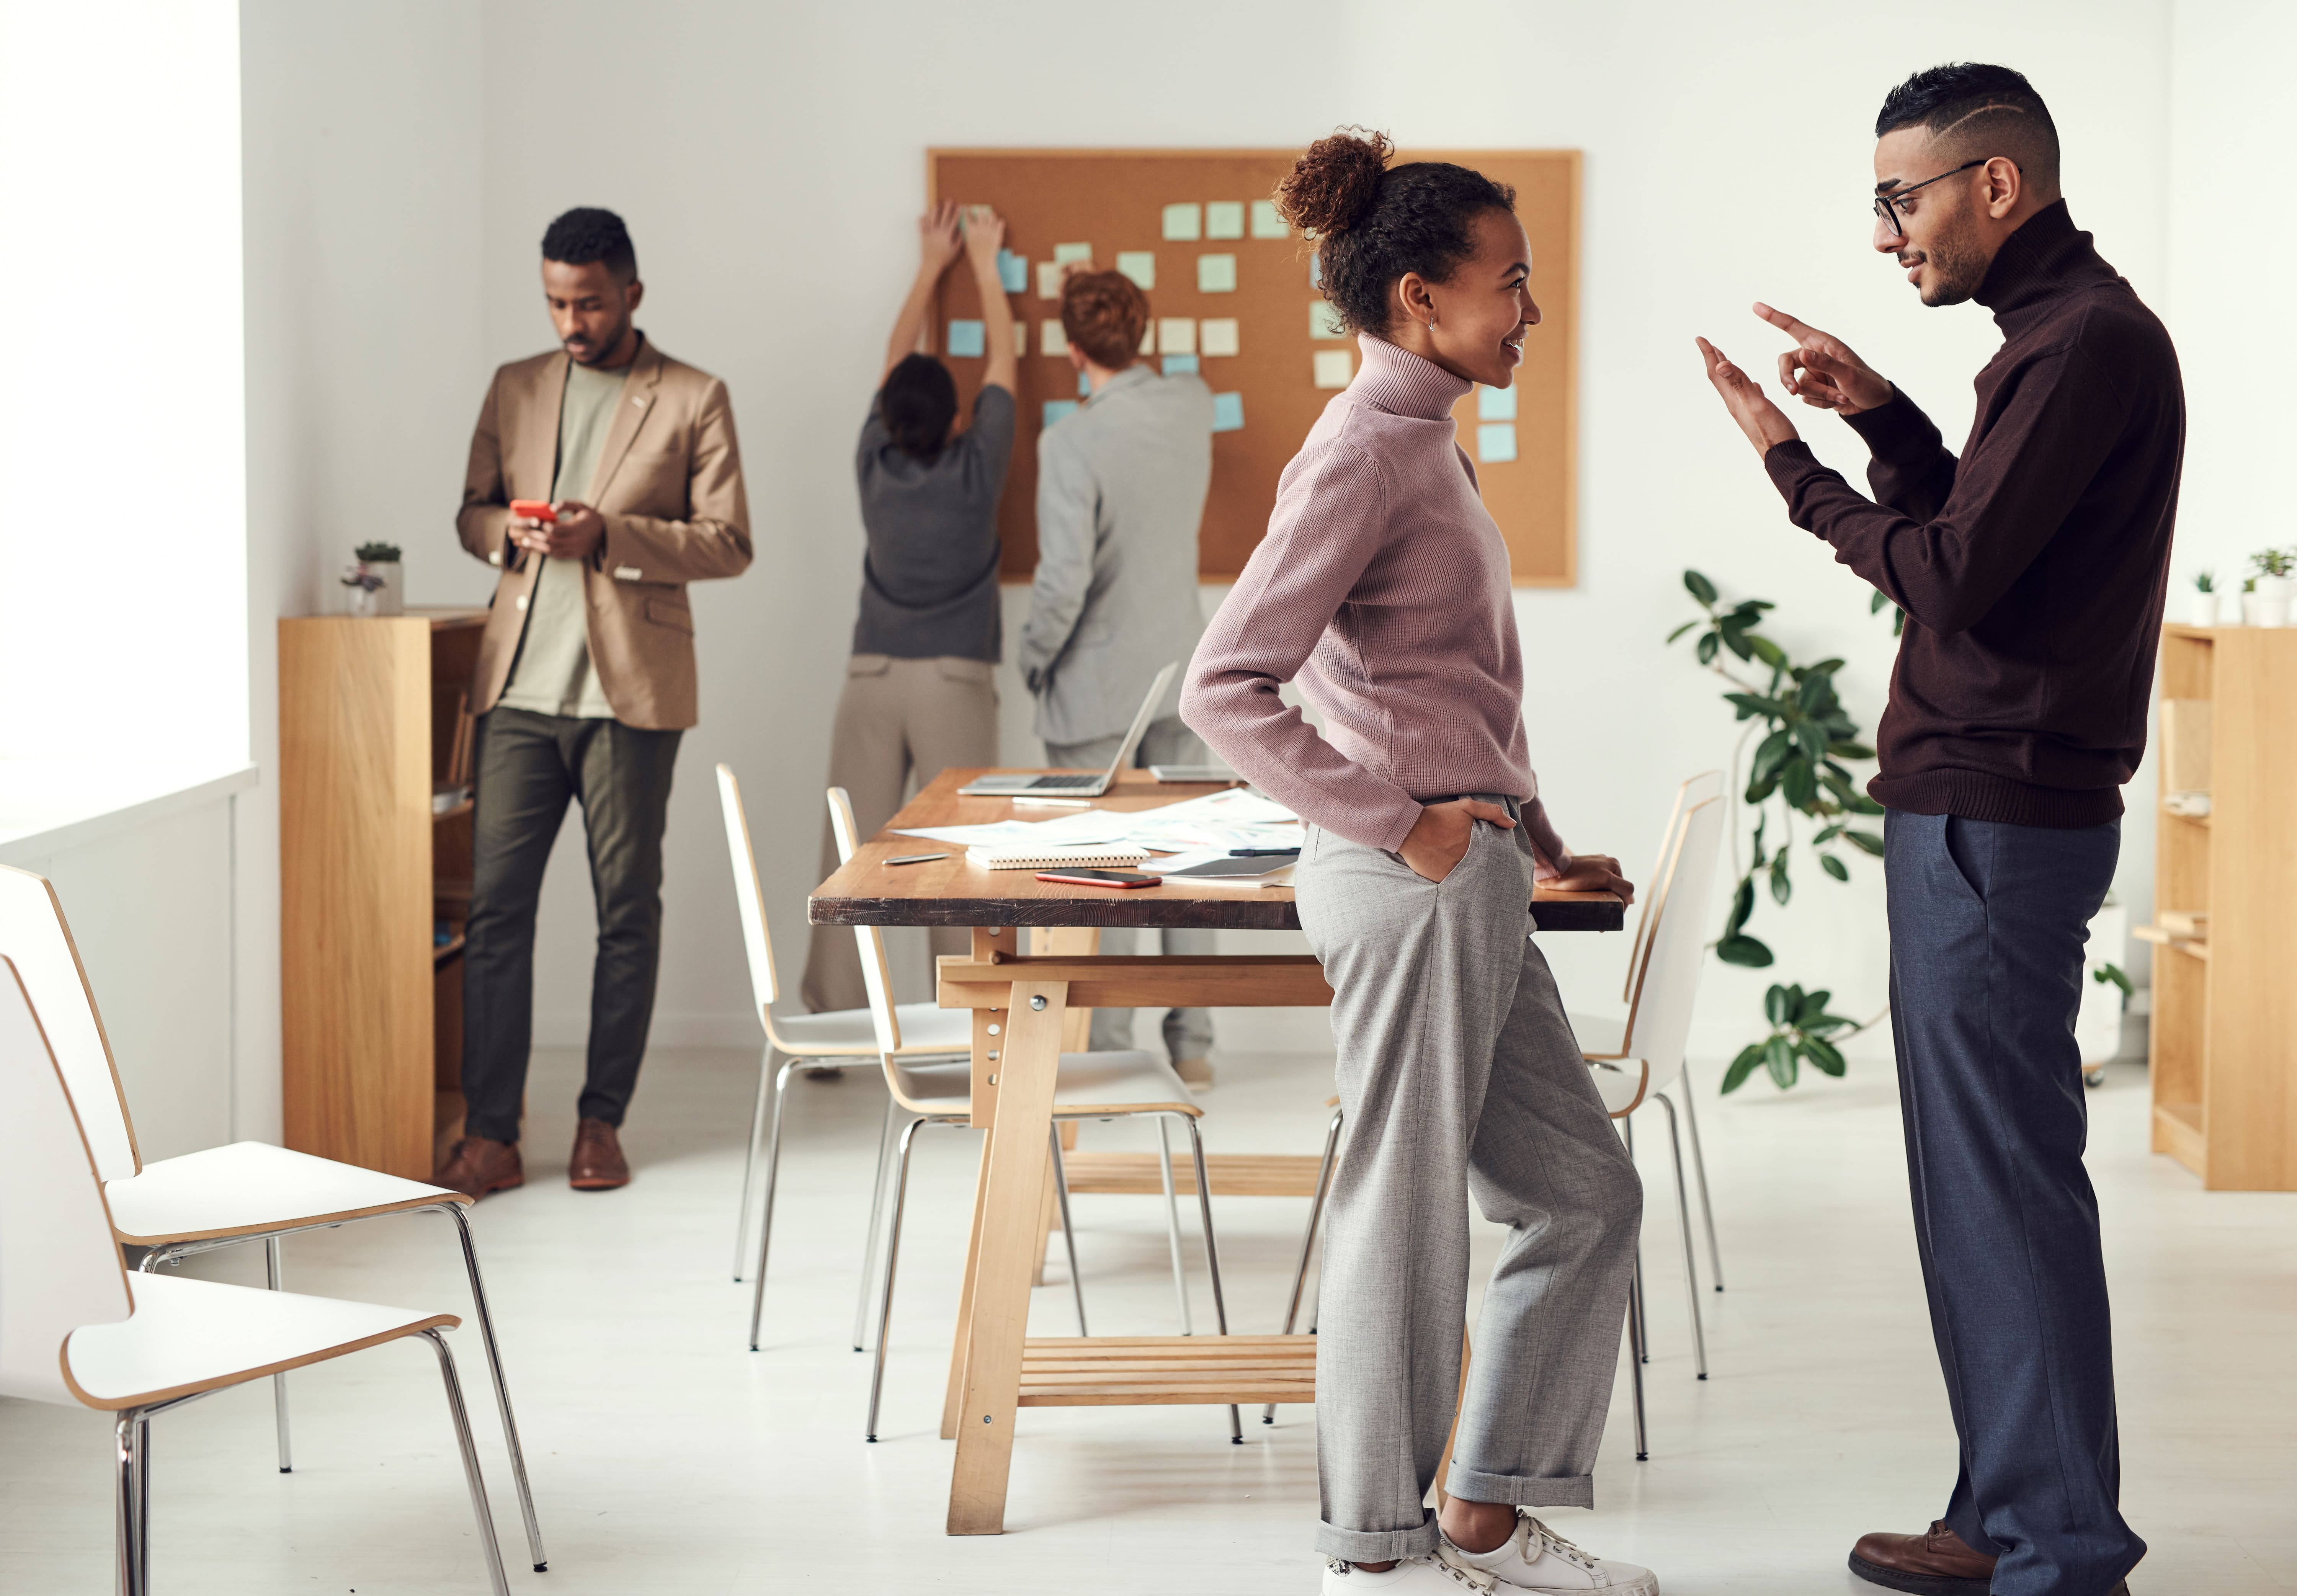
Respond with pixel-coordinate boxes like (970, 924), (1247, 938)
(967, 844), (1152, 871)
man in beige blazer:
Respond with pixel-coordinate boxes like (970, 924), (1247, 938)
(436, 207), (751, 1201)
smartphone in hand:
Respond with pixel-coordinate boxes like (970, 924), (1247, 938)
(508, 499), (557, 523)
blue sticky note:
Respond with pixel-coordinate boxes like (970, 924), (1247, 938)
(1476, 423), (1518, 463)
(997, 249), (1027, 294)
(1043, 399), (1080, 428)
(946, 319), (985, 358)
(1477, 384), (1518, 421)
(1211, 392), (1244, 433)
(1078, 368), (1092, 397)
(1161, 353), (1200, 376)
(1310, 255), (1322, 287)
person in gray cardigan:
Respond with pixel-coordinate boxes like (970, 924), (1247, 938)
(1019, 267), (1217, 1084)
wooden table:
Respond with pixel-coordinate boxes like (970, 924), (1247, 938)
(810, 769), (1624, 1534)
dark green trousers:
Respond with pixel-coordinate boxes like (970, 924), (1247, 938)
(461, 707), (681, 1143)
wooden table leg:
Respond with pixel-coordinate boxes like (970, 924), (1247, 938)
(940, 1132), (992, 1441)
(946, 979), (1068, 1534)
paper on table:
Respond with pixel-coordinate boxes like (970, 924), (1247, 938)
(1477, 383), (1518, 420)
(997, 249), (1028, 294)
(1053, 242), (1093, 265)
(893, 809), (1134, 848)
(1205, 201), (1245, 239)
(1210, 392), (1244, 432)
(1161, 203), (1202, 240)
(1312, 349), (1353, 389)
(1311, 300), (1347, 338)
(1477, 423), (1518, 463)
(1161, 353), (1199, 376)
(1041, 320), (1069, 357)
(1196, 253), (1237, 292)
(1115, 250), (1156, 289)
(1199, 317), (1239, 358)
(1158, 317), (1196, 354)
(946, 319), (985, 358)
(1250, 199), (1289, 239)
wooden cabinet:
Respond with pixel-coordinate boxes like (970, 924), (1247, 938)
(280, 609), (484, 1179)
(2146, 624), (2297, 1190)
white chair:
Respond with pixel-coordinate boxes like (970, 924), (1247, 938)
(716, 765), (974, 1353)
(0, 863), (547, 1572)
(825, 786), (1238, 1443)
(0, 956), (513, 1596)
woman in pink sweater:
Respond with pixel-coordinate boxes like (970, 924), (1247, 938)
(1181, 132), (1653, 1596)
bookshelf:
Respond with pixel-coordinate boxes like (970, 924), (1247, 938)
(2142, 624), (2297, 1190)
(280, 608), (484, 1179)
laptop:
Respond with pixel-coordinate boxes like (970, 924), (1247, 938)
(959, 662), (1180, 797)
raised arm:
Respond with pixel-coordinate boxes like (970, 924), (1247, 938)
(882, 201), (963, 384)
(962, 207), (1017, 396)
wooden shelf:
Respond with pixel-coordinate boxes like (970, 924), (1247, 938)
(433, 934), (465, 965)
(431, 800), (473, 823)
(2160, 805), (2210, 828)
(1017, 1335), (1317, 1407)
(1055, 1151), (1327, 1199)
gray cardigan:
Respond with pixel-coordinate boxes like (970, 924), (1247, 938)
(1018, 365), (1213, 744)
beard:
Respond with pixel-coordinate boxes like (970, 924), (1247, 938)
(1911, 203), (1990, 307)
(565, 312), (631, 365)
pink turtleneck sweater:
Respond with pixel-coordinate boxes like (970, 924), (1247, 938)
(1181, 337), (1538, 853)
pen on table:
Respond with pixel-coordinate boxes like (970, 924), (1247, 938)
(1012, 796), (1093, 808)
(1229, 847), (1302, 857)
(885, 853), (947, 866)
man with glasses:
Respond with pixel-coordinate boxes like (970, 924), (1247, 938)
(1696, 62), (2179, 1596)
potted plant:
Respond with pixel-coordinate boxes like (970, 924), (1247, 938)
(2189, 570), (2219, 628)
(2245, 547), (2292, 627)
(341, 541), (404, 618)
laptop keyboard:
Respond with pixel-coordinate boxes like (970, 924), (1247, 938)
(1028, 774), (1101, 789)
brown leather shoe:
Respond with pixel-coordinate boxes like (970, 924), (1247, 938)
(1849, 1522), (1996, 1595)
(432, 1137), (523, 1201)
(569, 1117), (630, 1190)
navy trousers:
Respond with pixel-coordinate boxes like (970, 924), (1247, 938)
(1883, 810), (2140, 1596)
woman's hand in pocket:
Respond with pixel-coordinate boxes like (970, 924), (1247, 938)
(1399, 799), (1516, 884)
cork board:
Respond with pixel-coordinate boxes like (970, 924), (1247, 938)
(926, 148), (1579, 585)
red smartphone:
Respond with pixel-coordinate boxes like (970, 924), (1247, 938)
(1035, 869), (1159, 889)
(508, 498), (557, 523)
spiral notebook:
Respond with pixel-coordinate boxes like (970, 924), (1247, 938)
(966, 844), (1152, 872)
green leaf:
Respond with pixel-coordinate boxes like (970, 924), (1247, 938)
(2093, 962), (2134, 999)
(1720, 1044), (1764, 1094)
(1745, 766), (1781, 803)
(1749, 633), (1787, 669)
(1666, 620), (1699, 644)
(1725, 876), (1754, 936)
(1764, 1035), (1799, 1090)
(1684, 570), (1718, 604)
(1764, 984), (1791, 1024)
(1769, 853), (1792, 906)
(1800, 1035), (1847, 1076)
(1846, 794), (1887, 816)
(1720, 623), (1754, 662)
(1820, 852), (1849, 881)
(1696, 631), (1719, 665)
(1751, 729), (1792, 784)
(1844, 829), (1885, 857)
(1828, 740), (1876, 760)
(1724, 691), (1784, 721)
(1795, 720), (1831, 764)
(1716, 934), (1774, 968)
(1782, 757), (1820, 809)
(1804, 657), (1845, 678)
(1870, 588), (1889, 613)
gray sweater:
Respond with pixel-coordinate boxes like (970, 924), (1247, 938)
(851, 384), (1013, 662)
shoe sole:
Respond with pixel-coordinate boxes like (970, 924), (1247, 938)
(1847, 1555), (1989, 1596)
(568, 1174), (629, 1190)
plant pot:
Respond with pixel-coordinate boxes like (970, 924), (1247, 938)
(2188, 591), (2220, 627)
(343, 559), (404, 618)
(2243, 592), (2289, 628)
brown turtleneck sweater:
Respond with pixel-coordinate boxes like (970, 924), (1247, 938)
(1763, 201), (2185, 828)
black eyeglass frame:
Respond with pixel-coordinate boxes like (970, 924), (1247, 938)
(1873, 158), (1988, 233)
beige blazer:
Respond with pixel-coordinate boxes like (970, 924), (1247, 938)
(457, 338), (752, 730)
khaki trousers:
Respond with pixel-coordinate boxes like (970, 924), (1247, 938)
(801, 654), (998, 1014)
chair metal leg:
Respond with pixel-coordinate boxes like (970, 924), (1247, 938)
(1676, 1064), (1725, 1290)
(419, 1329), (513, 1596)
(135, 1413), (151, 1594)
(732, 1044), (775, 1281)
(745, 1055), (803, 1351)
(438, 1203), (547, 1571)
(1048, 1127), (1088, 1338)
(1265, 1106), (1341, 1423)
(114, 1411), (144, 1596)
(1179, 1114), (1240, 1442)
(265, 1236), (293, 1474)
(1656, 1093), (1708, 1379)
(1623, 1116), (1649, 1362)
(1155, 1117), (1193, 1335)
(866, 1116), (938, 1441)
(851, 1094), (904, 1352)
(1624, 1275), (1649, 1461)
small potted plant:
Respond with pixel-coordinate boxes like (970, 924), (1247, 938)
(2245, 547), (2293, 627)
(340, 541), (404, 618)
(2190, 570), (2219, 628)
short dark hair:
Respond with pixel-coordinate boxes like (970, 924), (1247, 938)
(1060, 270), (1150, 370)
(878, 353), (957, 459)
(1876, 64), (2060, 195)
(540, 206), (638, 282)
(1276, 128), (1517, 337)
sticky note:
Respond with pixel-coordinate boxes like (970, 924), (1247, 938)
(1043, 399), (1080, 427)
(1161, 353), (1200, 376)
(1013, 321), (1028, 356)
(1311, 300), (1348, 339)
(1139, 323), (1156, 355)
(1162, 203), (1202, 241)
(1199, 318), (1240, 358)
(1477, 384), (1518, 420)
(1053, 242), (1093, 265)
(946, 319), (985, 358)
(1040, 320), (1069, 357)
(1251, 199), (1288, 239)
(1477, 423), (1518, 463)
(997, 249), (1028, 294)
(1310, 255), (1322, 287)
(1115, 251), (1156, 291)
(1196, 254), (1238, 293)
(1206, 201), (1245, 240)
(1037, 261), (1065, 299)
(1211, 392), (1245, 433)
(1158, 317), (1196, 355)
(1313, 350), (1353, 389)
(1078, 368), (1092, 397)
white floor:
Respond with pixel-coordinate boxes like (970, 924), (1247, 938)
(2, 1046), (2289, 1594)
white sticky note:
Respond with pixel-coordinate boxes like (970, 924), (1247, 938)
(1477, 384), (1518, 421)
(1310, 254), (1322, 287)
(1139, 322), (1156, 355)
(1013, 321), (1028, 356)
(1158, 317), (1196, 355)
(1197, 254), (1237, 293)
(1041, 319), (1069, 357)
(1251, 199), (1288, 239)
(1161, 203), (1202, 241)
(1205, 201), (1245, 240)
(1052, 242), (1093, 265)
(1199, 318), (1240, 358)
(1477, 423), (1519, 463)
(1115, 251), (1156, 290)
(1311, 300), (1348, 339)
(1313, 349), (1354, 389)
(1037, 260), (1065, 299)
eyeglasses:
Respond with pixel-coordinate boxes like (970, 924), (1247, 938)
(1872, 159), (1987, 235)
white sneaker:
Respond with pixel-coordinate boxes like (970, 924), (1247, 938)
(1323, 1553), (1504, 1593)
(1438, 1514), (1659, 1594)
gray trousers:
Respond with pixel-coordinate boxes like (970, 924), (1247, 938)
(1294, 804), (1641, 1563)
(1043, 716), (1215, 1062)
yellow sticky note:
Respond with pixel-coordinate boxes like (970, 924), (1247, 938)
(1037, 261), (1065, 299)
(1313, 350), (1353, 389)
(1041, 320), (1069, 358)
(1197, 254), (1237, 293)
(1311, 301), (1348, 339)
(1115, 251), (1156, 291)
(1199, 318), (1240, 358)
(1013, 322), (1027, 356)
(1158, 317), (1196, 355)
(1161, 203), (1202, 241)
(1250, 199), (1288, 239)
(1205, 201), (1245, 240)
(1052, 242), (1093, 265)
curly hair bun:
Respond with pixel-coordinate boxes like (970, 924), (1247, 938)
(1276, 127), (1393, 237)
